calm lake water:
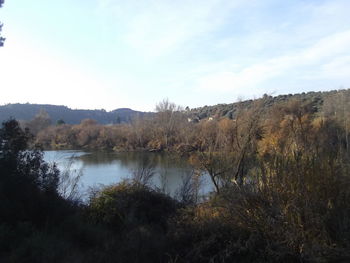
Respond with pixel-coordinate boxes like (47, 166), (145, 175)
(44, 150), (212, 199)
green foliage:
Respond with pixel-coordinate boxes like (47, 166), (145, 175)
(88, 181), (178, 230)
(56, 119), (65, 125)
(0, 120), (62, 224)
(0, 119), (73, 261)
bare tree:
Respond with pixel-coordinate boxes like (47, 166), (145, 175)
(190, 99), (264, 193)
(175, 170), (202, 205)
(228, 100), (264, 185)
(131, 160), (156, 186)
(57, 156), (84, 202)
(323, 90), (350, 156)
(25, 109), (52, 135)
(155, 99), (184, 148)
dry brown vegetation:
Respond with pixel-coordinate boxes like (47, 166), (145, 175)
(11, 90), (349, 262)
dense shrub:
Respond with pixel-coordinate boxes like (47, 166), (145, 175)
(0, 119), (64, 226)
(86, 182), (180, 262)
(87, 182), (179, 230)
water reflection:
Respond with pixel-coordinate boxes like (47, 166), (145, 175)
(77, 151), (188, 169)
(44, 151), (211, 198)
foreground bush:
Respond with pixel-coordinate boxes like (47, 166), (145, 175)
(168, 203), (267, 263)
(86, 182), (179, 262)
(0, 120), (82, 262)
(88, 182), (179, 229)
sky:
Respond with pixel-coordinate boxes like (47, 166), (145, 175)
(0, 0), (350, 111)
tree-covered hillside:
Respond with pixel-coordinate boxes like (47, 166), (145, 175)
(0, 103), (152, 124)
(188, 89), (343, 121)
(2, 89), (346, 126)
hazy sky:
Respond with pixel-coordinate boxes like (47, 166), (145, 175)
(1, 0), (350, 111)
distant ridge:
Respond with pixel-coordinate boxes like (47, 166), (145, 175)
(0, 103), (152, 124)
(1, 89), (348, 125)
(189, 89), (349, 120)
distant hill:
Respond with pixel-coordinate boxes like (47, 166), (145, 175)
(188, 89), (348, 120)
(2, 89), (348, 125)
(0, 103), (152, 124)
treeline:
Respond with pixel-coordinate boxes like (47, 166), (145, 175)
(35, 90), (350, 154)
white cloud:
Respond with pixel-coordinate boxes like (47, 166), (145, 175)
(0, 35), (131, 110)
(197, 30), (350, 93)
(98, 0), (243, 58)
(318, 56), (350, 79)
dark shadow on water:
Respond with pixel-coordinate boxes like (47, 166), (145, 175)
(76, 151), (190, 170)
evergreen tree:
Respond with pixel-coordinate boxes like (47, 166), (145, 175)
(0, 119), (60, 225)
